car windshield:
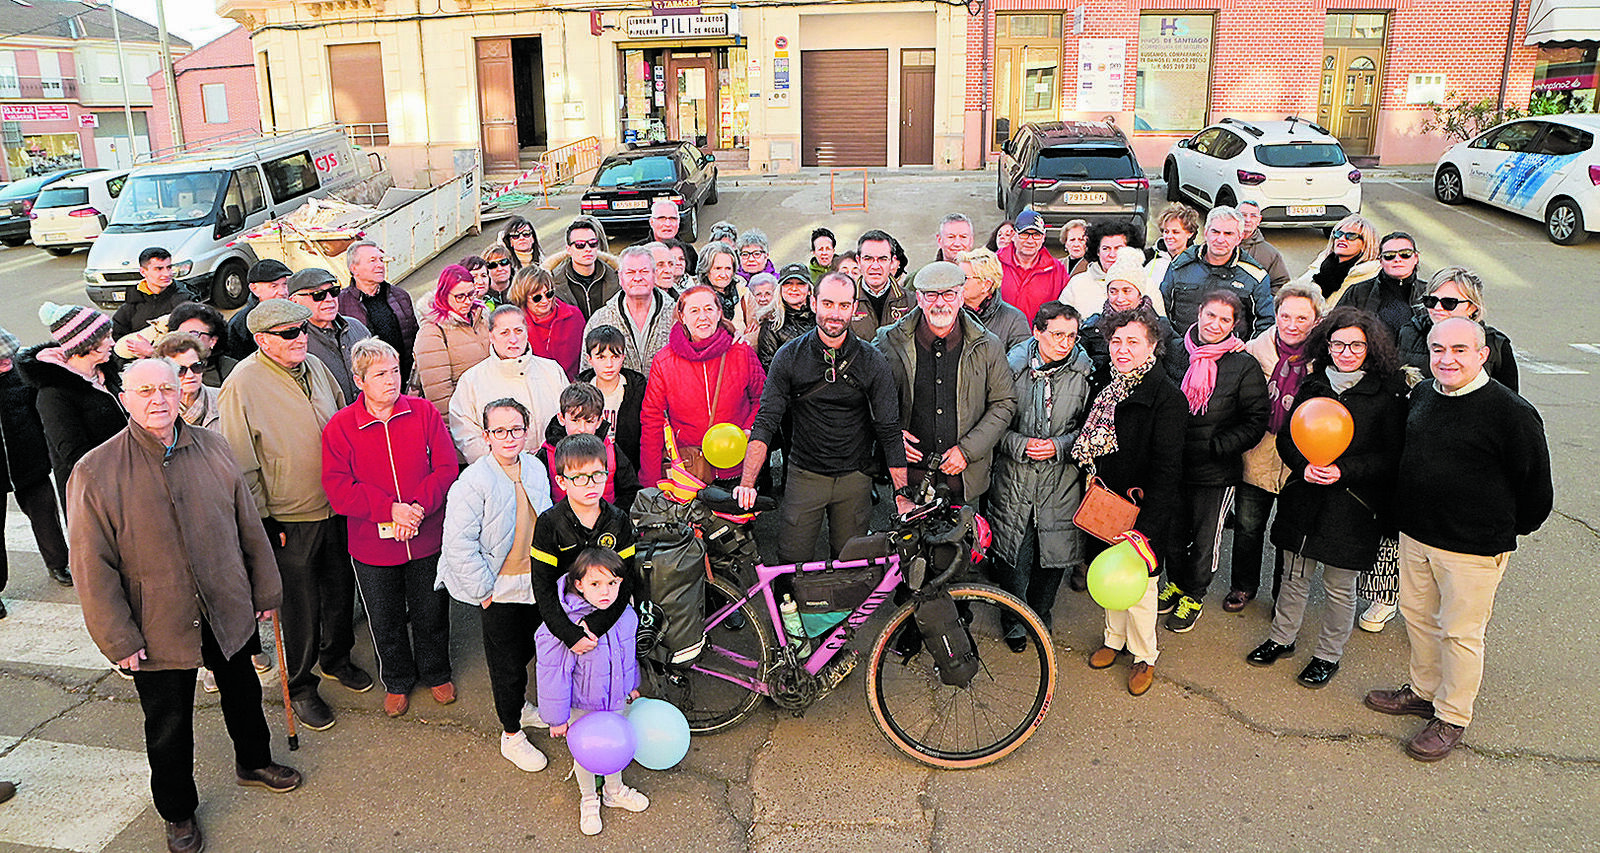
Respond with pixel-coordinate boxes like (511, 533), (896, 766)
(1033, 147), (1137, 180)
(1254, 143), (1347, 168)
(595, 156), (677, 188)
(0, 173), (62, 200)
(35, 186), (90, 208)
(105, 171), (226, 231)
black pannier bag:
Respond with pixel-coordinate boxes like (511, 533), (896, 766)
(631, 487), (708, 665)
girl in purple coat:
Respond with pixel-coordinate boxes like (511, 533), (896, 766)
(536, 547), (649, 835)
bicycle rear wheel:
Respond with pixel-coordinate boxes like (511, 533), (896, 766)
(655, 575), (773, 735)
(865, 583), (1056, 769)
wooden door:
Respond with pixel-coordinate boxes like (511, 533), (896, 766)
(801, 49), (888, 167)
(899, 50), (934, 166)
(1319, 46), (1382, 156)
(666, 53), (717, 150)
(477, 39), (518, 170)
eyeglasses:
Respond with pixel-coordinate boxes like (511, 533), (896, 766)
(1016, 230), (1046, 239)
(860, 255), (891, 265)
(738, 249), (767, 259)
(509, 230), (534, 240)
(1327, 340), (1368, 354)
(1421, 295), (1473, 311)
(569, 239), (599, 250)
(560, 470), (610, 486)
(174, 362), (205, 377)
(260, 323), (309, 340)
(1039, 329), (1078, 343)
(129, 383), (180, 398)
(921, 289), (961, 303)
(448, 291), (476, 303)
(527, 291), (550, 303)
(485, 259), (513, 270)
(1331, 230), (1364, 242)
(1379, 250), (1417, 261)
(485, 426), (528, 440)
(297, 286), (339, 302)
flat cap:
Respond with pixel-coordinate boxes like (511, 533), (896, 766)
(247, 258), (293, 283)
(248, 298), (313, 334)
(286, 267), (338, 294)
(912, 260), (965, 292)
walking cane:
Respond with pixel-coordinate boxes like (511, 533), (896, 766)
(270, 611), (299, 751)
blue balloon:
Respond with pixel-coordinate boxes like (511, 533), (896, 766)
(625, 698), (692, 770)
(567, 710), (636, 775)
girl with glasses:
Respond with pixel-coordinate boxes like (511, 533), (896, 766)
(1334, 230), (1421, 342)
(416, 266), (493, 455)
(1294, 214), (1380, 304)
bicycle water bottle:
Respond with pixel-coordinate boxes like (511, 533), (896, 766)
(779, 594), (812, 657)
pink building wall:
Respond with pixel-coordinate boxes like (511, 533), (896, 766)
(147, 26), (260, 154)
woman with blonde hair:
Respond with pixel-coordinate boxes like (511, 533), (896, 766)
(1146, 202), (1201, 288)
(1293, 214), (1379, 304)
(957, 247), (1031, 351)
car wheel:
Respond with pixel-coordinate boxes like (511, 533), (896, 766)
(0, 236), (25, 248)
(680, 204), (700, 242)
(1546, 198), (1586, 246)
(1434, 165), (1464, 205)
(1163, 159), (1184, 205)
(45, 246), (74, 257)
(211, 260), (249, 309)
(706, 178), (719, 205)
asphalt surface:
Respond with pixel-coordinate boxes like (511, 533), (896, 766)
(1, 171), (1598, 852)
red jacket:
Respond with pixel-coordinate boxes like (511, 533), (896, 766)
(528, 299), (585, 381)
(639, 325), (765, 484)
(321, 394), (459, 565)
(998, 243), (1069, 325)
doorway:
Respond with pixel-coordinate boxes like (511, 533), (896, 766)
(667, 52), (717, 150)
(1319, 13), (1386, 157)
(477, 36), (548, 172)
(899, 49), (934, 166)
(513, 38), (548, 151)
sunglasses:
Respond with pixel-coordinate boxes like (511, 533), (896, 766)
(1331, 230), (1364, 241)
(261, 323), (309, 340)
(527, 291), (550, 303)
(509, 231), (534, 239)
(175, 362), (206, 377)
(485, 259), (512, 270)
(297, 286), (339, 302)
(569, 239), (599, 250)
(1379, 250), (1417, 261)
(1421, 295), (1473, 311)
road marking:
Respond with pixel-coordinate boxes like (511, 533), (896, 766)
(1386, 181), (1531, 238)
(0, 599), (109, 670)
(0, 738), (149, 853)
(1571, 343), (1600, 357)
(1515, 351), (1588, 375)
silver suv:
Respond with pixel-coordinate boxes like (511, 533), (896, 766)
(996, 120), (1149, 233)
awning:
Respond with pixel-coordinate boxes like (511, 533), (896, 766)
(1525, 0), (1600, 45)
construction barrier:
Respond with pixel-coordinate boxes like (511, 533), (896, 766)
(535, 136), (604, 209)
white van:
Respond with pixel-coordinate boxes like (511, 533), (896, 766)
(84, 126), (370, 309)
(30, 168), (133, 256)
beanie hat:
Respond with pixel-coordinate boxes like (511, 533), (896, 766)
(38, 302), (111, 357)
(0, 327), (20, 361)
(1103, 249), (1149, 293)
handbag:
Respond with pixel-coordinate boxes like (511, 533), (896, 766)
(670, 354), (728, 482)
(1073, 473), (1143, 544)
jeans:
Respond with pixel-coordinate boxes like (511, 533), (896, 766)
(275, 518), (356, 702)
(353, 554), (451, 695)
(0, 477), (69, 590)
(1267, 552), (1359, 661)
(774, 468), (875, 565)
(481, 601), (543, 734)
(1230, 483), (1284, 598)
(987, 526), (1067, 634)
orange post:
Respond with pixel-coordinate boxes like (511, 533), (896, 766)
(830, 169), (869, 213)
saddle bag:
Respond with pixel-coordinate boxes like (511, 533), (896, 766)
(631, 487), (708, 665)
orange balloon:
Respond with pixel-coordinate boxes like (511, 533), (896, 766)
(1289, 398), (1354, 467)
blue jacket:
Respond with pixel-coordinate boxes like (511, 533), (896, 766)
(436, 451), (553, 605)
(535, 587), (639, 726)
(1158, 246), (1273, 338)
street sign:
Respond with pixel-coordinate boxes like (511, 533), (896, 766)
(78, 114), (99, 129)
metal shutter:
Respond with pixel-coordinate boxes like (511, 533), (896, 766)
(801, 49), (888, 167)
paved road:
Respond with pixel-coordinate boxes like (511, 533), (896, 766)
(1, 174), (1597, 852)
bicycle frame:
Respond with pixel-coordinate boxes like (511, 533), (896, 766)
(693, 553), (904, 694)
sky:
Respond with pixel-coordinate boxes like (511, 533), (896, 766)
(111, 0), (238, 48)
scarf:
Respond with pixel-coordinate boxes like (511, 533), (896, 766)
(1028, 346), (1074, 421)
(1181, 327), (1245, 415)
(1071, 354), (1156, 464)
(1266, 331), (1311, 433)
(1098, 293), (1154, 320)
(668, 322), (733, 362)
(1312, 251), (1360, 298)
(1326, 366), (1366, 394)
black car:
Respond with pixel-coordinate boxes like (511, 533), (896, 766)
(0, 168), (102, 247)
(996, 121), (1148, 234)
(580, 142), (718, 241)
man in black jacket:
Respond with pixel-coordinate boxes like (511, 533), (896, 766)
(735, 272), (913, 562)
(111, 247), (187, 356)
(225, 259), (292, 359)
(1365, 318), (1553, 762)
(0, 327), (72, 606)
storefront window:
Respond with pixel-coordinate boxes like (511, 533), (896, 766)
(1533, 45), (1598, 113)
(1134, 13), (1214, 133)
(994, 14), (1063, 145)
(619, 47), (749, 149)
(5, 132), (83, 176)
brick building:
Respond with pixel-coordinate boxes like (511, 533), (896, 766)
(145, 27), (261, 156)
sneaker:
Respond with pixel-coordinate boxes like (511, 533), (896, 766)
(199, 669), (219, 693)
(1165, 596), (1203, 633)
(1156, 582), (1183, 615)
(602, 784), (650, 812)
(1359, 602), (1397, 633)
(520, 702), (550, 729)
(321, 664), (374, 693)
(579, 795), (602, 835)
(500, 731), (548, 772)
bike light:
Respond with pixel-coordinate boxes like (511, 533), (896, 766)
(1348, 169), (1363, 184)
(1236, 170), (1267, 186)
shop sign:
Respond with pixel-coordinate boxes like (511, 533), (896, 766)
(1134, 14), (1214, 133)
(652, 0), (701, 13)
(79, 114), (99, 128)
(1, 104), (71, 122)
(626, 13), (729, 39)
(1534, 74), (1596, 93)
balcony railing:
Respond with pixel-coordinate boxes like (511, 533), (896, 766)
(11, 76), (80, 99)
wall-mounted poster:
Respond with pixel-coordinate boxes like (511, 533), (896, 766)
(1135, 14), (1214, 132)
(1077, 38), (1125, 113)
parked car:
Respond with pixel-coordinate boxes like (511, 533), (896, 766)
(1164, 117), (1361, 230)
(579, 141), (718, 241)
(996, 120), (1149, 233)
(0, 168), (103, 247)
(29, 169), (132, 256)
(1433, 113), (1600, 245)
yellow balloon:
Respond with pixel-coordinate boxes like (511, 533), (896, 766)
(701, 422), (748, 469)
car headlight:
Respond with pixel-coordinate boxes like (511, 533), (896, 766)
(172, 260), (193, 278)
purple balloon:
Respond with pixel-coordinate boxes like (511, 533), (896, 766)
(567, 711), (637, 775)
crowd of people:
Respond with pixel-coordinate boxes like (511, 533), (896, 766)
(0, 197), (1553, 850)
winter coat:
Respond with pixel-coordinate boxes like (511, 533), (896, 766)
(1239, 231), (1291, 292)
(535, 587), (640, 726)
(437, 451), (553, 606)
(578, 366), (647, 475)
(180, 384), (221, 431)
(848, 277), (915, 341)
(1086, 368), (1187, 566)
(217, 352), (345, 522)
(1396, 313), (1519, 393)
(321, 394), (458, 566)
(968, 295), (1033, 353)
(1239, 329), (1295, 493)
(226, 292), (262, 359)
(546, 250), (621, 319)
(110, 283), (188, 342)
(1293, 250), (1380, 306)
(304, 314), (370, 405)
(16, 344), (125, 502)
(1163, 336), (1270, 487)
(337, 280), (420, 378)
(69, 420), (281, 670)
(1159, 246), (1274, 338)
(756, 304), (815, 368)
(998, 244), (1070, 325)
(447, 350), (567, 464)
(1059, 262), (1167, 319)
(873, 308), (1018, 499)
(526, 299), (585, 381)
(1335, 271), (1416, 342)
(0, 367), (54, 492)
(639, 327), (765, 484)
(1272, 369), (1408, 569)
(414, 311), (492, 420)
(583, 290), (675, 376)
(988, 340), (1094, 568)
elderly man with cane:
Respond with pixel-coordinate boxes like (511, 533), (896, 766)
(71, 358), (301, 853)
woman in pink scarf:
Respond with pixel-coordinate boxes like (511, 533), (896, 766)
(1156, 290), (1270, 634)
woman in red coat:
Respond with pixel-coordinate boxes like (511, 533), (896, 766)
(639, 284), (765, 486)
(510, 267), (585, 380)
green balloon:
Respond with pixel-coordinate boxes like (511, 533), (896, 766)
(1088, 542), (1149, 611)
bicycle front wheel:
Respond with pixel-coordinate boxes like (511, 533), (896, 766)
(656, 575), (773, 735)
(865, 583), (1056, 769)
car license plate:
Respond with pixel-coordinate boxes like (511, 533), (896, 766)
(1065, 192), (1107, 204)
(612, 199), (649, 210)
(1288, 205), (1326, 217)
(109, 290), (126, 302)
(46, 233), (66, 242)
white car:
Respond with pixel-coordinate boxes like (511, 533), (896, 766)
(1433, 114), (1600, 245)
(30, 169), (131, 256)
(1163, 117), (1362, 230)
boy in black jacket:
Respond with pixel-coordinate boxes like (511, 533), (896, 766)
(535, 382), (640, 511)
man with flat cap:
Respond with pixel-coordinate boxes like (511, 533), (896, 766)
(219, 299), (367, 733)
(285, 267), (370, 403)
(227, 259), (293, 359)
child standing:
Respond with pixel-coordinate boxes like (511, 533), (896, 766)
(578, 324), (647, 477)
(536, 547), (650, 835)
(537, 382), (640, 510)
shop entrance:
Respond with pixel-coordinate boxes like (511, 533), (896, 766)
(1319, 13), (1387, 157)
(619, 46), (749, 162)
(477, 36), (548, 173)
